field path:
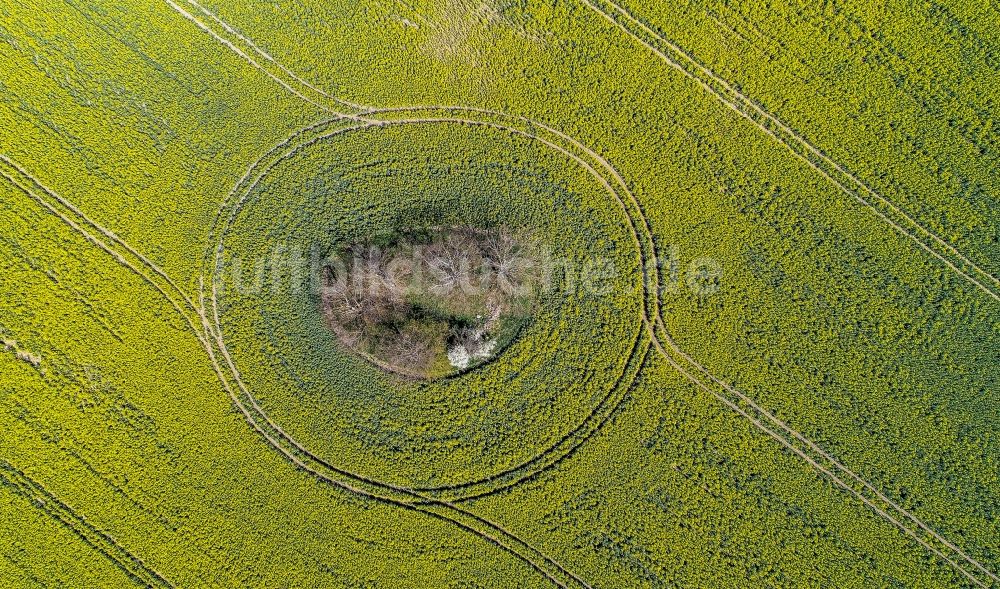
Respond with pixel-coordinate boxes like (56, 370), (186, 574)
(0, 157), (209, 353)
(579, 0), (1000, 304)
(204, 105), (998, 586)
(13, 1), (993, 586)
(206, 110), (651, 505)
(0, 461), (174, 589)
(0, 153), (592, 588)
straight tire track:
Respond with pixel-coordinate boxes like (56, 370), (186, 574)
(1, 149), (591, 589)
(0, 461), (174, 589)
(579, 0), (1000, 304)
(44, 2), (1000, 586)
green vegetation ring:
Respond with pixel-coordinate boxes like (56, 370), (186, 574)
(204, 106), (657, 501)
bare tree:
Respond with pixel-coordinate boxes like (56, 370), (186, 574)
(322, 260), (402, 335)
(422, 231), (480, 295)
(483, 227), (533, 297)
(349, 245), (407, 304)
(379, 323), (434, 372)
(320, 226), (537, 378)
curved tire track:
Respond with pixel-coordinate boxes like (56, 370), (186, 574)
(43, 1), (1000, 586)
(1, 153), (592, 588)
(574, 1), (1000, 585)
(206, 108), (653, 503)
